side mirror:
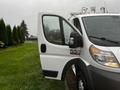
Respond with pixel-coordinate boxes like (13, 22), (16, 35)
(69, 32), (83, 48)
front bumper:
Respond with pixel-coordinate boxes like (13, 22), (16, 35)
(88, 66), (120, 90)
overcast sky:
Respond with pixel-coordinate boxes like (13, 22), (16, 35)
(0, 0), (120, 36)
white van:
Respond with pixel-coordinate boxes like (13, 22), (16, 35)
(38, 13), (120, 90)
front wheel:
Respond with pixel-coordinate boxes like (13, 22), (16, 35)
(77, 73), (88, 90)
(64, 65), (89, 90)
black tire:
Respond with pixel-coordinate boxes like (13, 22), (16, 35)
(64, 65), (89, 90)
(77, 72), (88, 90)
(64, 66), (77, 90)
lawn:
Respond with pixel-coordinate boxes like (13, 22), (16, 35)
(0, 41), (65, 90)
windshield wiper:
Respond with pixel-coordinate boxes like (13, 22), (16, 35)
(89, 36), (120, 44)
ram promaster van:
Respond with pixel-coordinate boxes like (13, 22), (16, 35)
(38, 13), (120, 90)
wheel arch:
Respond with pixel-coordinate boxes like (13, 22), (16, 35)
(61, 58), (94, 90)
(61, 58), (87, 80)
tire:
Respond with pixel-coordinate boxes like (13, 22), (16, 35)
(64, 66), (77, 90)
(64, 77), (69, 90)
(64, 65), (89, 90)
(77, 72), (88, 90)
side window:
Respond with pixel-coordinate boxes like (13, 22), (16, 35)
(42, 15), (78, 46)
(43, 16), (63, 45)
(73, 18), (82, 34)
(62, 20), (76, 45)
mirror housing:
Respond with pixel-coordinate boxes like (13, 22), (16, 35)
(69, 32), (83, 48)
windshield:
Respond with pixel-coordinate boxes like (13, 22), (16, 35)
(82, 16), (120, 46)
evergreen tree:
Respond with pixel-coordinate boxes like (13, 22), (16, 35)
(20, 20), (29, 38)
(17, 26), (24, 43)
(0, 19), (8, 46)
(6, 25), (12, 46)
(12, 26), (19, 45)
(21, 29), (25, 43)
(0, 20), (2, 41)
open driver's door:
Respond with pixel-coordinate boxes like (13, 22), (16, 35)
(38, 13), (82, 80)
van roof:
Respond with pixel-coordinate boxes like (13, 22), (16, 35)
(74, 13), (120, 18)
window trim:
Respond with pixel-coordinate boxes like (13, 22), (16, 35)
(60, 17), (65, 45)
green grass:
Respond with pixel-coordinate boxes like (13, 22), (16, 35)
(0, 41), (65, 90)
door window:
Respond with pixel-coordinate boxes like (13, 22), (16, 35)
(43, 16), (63, 45)
(42, 15), (78, 45)
(62, 20), (75, 45)
(73, 18), (82, 33)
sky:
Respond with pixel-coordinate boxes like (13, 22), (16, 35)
(0, 0), (120, 36)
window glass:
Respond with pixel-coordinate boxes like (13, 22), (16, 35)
(83, 16), (120, 46)
(43, 16), (63, 45)
(63, 20), (75, 44)
(73, 18), (82, 33)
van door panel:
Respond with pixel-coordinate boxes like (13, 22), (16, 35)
(38, 13), (81, 79)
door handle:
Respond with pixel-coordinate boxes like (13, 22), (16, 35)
(41, 44), (46, 53)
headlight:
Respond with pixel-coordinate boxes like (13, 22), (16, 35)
(89, 45), (120, 68)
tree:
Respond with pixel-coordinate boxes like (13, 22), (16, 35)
(21, 29), (25, 43)
(17, 26), (25, 43)
(6, 25), (12, 46)
(20, 20), (29, 38)
(12, 26), (19, 45)
(0, 19), (8, 46)
(0, 20), (2, 41)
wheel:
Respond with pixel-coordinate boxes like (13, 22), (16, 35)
(77, 73), (88, 90)
(64, 65), (89, 90)
(64, 65), (77, 90)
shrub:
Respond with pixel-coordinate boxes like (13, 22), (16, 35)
(0, 41), (5, 48)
